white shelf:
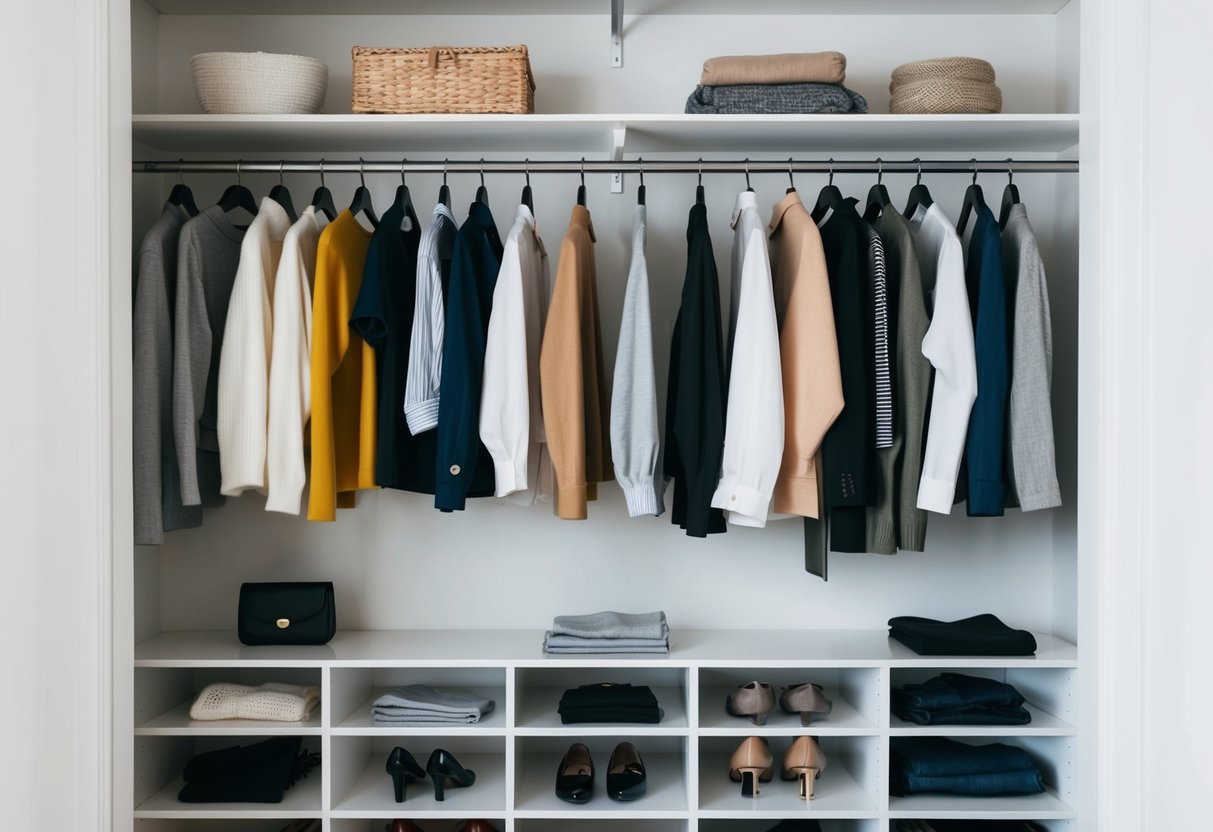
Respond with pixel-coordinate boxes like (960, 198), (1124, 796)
(133, 629), (1077, 668)
(332, 753), (506, 817)
(888, 788), (1075, 819)
(517, 687), (688, 735)
(514, 752), (688, 817)
(131, 114), (1080, 154)
(699, 687), (876, 736)
(333, 686), (507, 735)
(135, 701), (323, 735)
(145, 0), (1075, 14)
(889, 703), (1077, 736)
(133, 772), (322, 819)
(698, 755), (877, 818)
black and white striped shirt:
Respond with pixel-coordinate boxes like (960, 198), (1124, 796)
(868, 225), (893, 448)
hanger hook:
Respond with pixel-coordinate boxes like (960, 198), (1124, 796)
(638, 156), (644, 187)
(1006, 157), (1014, 185)
(580, 157), (586, 187)
(480, 158), (485, 188)
(279, 160), (286, 187)
(358, 157), (366, 188)
(524, 158), (530, 187)
(914, 157), (922, 186)
(443, 158), (448, 185)
(788, 157), (795, 188)
(236, 159), (243, 187)
(828, 158), (834, 187)
(698, 157), (703, 186)
(876, 157), (883, 185)
(744, 157), (751, 190)
(401, 158), (407, 186)
(178, 158), (186, 186)
(971, 158), (978, 186)
(319, 158), (326, 189)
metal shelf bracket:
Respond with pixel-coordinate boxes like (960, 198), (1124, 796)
(611, 0), (623, 67)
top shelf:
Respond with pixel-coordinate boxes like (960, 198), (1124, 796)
(143, 0), (1075, 15)
(132, 114), (1080, 155)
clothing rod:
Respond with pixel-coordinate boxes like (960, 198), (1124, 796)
(133, 158), (1078, 175)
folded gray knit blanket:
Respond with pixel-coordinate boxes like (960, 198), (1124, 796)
(545, 645), (671, 654)
(551, 610), (669, 641)
(685, 83), (868, 114)
(371, 685), (495, 726)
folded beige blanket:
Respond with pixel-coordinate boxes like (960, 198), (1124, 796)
(700, 51), (846, 87)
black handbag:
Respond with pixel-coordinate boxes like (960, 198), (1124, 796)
(238, 582), (336, 646)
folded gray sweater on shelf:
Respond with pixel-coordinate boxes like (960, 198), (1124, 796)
(543, 634), (669, 650)
(544, 645), (671, 654)
(685, 82), (868, 114)
(550, 610), (669, 641)
(370, 685), (495, 725)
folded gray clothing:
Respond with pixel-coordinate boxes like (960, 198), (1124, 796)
(371, 685), (495, 719)
(544, 634), (669, 650)
(372, 712), (484, 725)
(550, 610), (669, 641)
(545, 645), (671, 654)
(685, 83), (868, 114)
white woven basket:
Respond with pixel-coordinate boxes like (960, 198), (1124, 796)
(191, 51), (328, 114)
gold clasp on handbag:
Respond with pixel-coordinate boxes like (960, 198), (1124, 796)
(276, 618), (290, 629)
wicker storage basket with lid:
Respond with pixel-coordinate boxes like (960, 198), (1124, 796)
(352, 44), (535, 114)
(889, 56), (1002, 114)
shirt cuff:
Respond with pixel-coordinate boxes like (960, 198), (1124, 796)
(620, 480), (663, 518)
(773, 474), (820, 518)
(556, 483), (588, 520)
(711, 482), (773, 526)
(1018, 487), (1062, 512)
(405, 398), (440, 435)
(494, 459), (524, 498)
(917, 476), (958, 514)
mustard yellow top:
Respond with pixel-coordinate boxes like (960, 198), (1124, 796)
(308, 211), (376, 521)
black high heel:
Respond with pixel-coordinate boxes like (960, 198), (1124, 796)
(385, 746), (425, 803)
(426, 748), (476, 802)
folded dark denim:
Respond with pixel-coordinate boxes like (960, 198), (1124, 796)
(891, 737), (1036, 777)
(905, 822), (1048, 832)
(893, 702), (1031, 725)
(896, 672), (1026, 709)
(888, 614), (1037, 656)
(892, 768), (1044, 796)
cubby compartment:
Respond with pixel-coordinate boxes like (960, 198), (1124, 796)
(330, 667), (507, 733)
(133, 735), (322, 818)
(889, 668), (1076, 735)
(331, 821), (505, 832)
(888, 822), (1074, 831)
(699, 668), (882, 735)
(330, 735), (506, 818)
(514, 734), (689, 816)
(702, 821), (883, 832)
(134, 822), (320, 831)
(515, 667), (690, 733)
(517, 821), (689, 832)
(888, 735), (1075, 820)
(698, 734), (881, 818)
(135, 667), (322, 734)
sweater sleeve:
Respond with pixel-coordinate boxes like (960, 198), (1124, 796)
(916, 233), (978, 513)
(172, 234), (210, 507)
(712, 226), (785, 526)
(266, 229), (313, 515)
(404, 252), (444, 434)
(610, 234), (664, 518)
(540, 236), (589, 519)
(306, 235), (345, 521)
(964, 224), (1009, 516)
(480, 237), (531, 497)
(1007, 226), (1062, 511)
(132, 249), (168, 544)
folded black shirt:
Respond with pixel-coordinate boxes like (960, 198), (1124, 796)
(888, 614), (1037, 656)
(558, 683), (663, 724)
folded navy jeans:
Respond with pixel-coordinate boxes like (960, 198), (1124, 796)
(891, 737), (1037, 777)
(896, 672), (1026, 709)
(893, 768), (1045, 796)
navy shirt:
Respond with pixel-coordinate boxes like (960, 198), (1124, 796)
(435, 201), (503, 511)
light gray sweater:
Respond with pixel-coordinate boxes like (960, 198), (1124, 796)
(132, 203), (202, 544)
(610, 206), (665, 517)
(173, 205), (245, 507)
(1002, 205), (1062, 511)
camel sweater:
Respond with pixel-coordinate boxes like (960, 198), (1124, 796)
(540, 205), (612, 520)
(307, 211), (376, 521)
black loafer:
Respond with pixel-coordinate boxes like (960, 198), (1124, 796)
(555, 742), (594, 803)
(606, 741), (647, 801)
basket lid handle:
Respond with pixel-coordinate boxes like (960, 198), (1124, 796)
(427, 46), (456, 68)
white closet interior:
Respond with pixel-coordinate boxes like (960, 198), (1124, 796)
(120, 1), (1085, 830)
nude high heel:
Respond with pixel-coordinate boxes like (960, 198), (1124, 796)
(779, 683), (833, 726)
(782, 735), (827, 800)
(728, 736), (774, 798)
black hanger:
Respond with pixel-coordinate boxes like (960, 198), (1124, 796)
(438, 159), (452, 209)
(348, 157), (379, 228)
(637, 157), (646, 206)
(476, 158), (490, 207)
(268, 161), (298, 222)
(309, 158), (337, 222)
(903, 157), (934, 219)
(695, 158), (705, 206)
(217, 159), (258, 218)
(576, 157), (587, 207)
(167, 160), (200, 217)
(744, 158), (754, 192)
(786, 157), (796, 194)
(863, 157), (892, 222)
(521, 158), (534, 213)
(393, 158), (414, 217)
(999, 158), (1021, 229)
(810, 158), (846, 224)
(956, 159), (988, 236)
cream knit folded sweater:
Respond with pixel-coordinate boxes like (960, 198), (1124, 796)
(189, 682), (321, 722)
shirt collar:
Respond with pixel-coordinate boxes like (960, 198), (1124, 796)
(569, 204), (596, 243)
(432, 201), (455, 224)
(730, 189), (759, 229)
(768, 190), (803, 235)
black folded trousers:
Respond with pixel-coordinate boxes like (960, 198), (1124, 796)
(888, 614), (1037, 656)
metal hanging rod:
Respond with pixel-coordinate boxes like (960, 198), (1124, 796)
(133, 157), (1078, 176)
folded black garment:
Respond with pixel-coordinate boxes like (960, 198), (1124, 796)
(893, 672), (1031, 725)
(888, 614), (1037, 656)
(685, 82), (868, 114)
(178, 736), (319, 803)
(558, 683), (663, 724)
(901, 822), (1049, 832)
(767, 821), (824, 832)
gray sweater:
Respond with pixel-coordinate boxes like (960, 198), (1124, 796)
(1002, 205), (1061, 511)
(132, 203), (202, 544)
(867, 210), (932, 554)
(173, 205), (245, 507)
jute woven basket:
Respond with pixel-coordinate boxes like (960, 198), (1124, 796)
(891, 57), (996, 87)
(352, 45), (535, 114)
(890, 78), (1003, 114)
